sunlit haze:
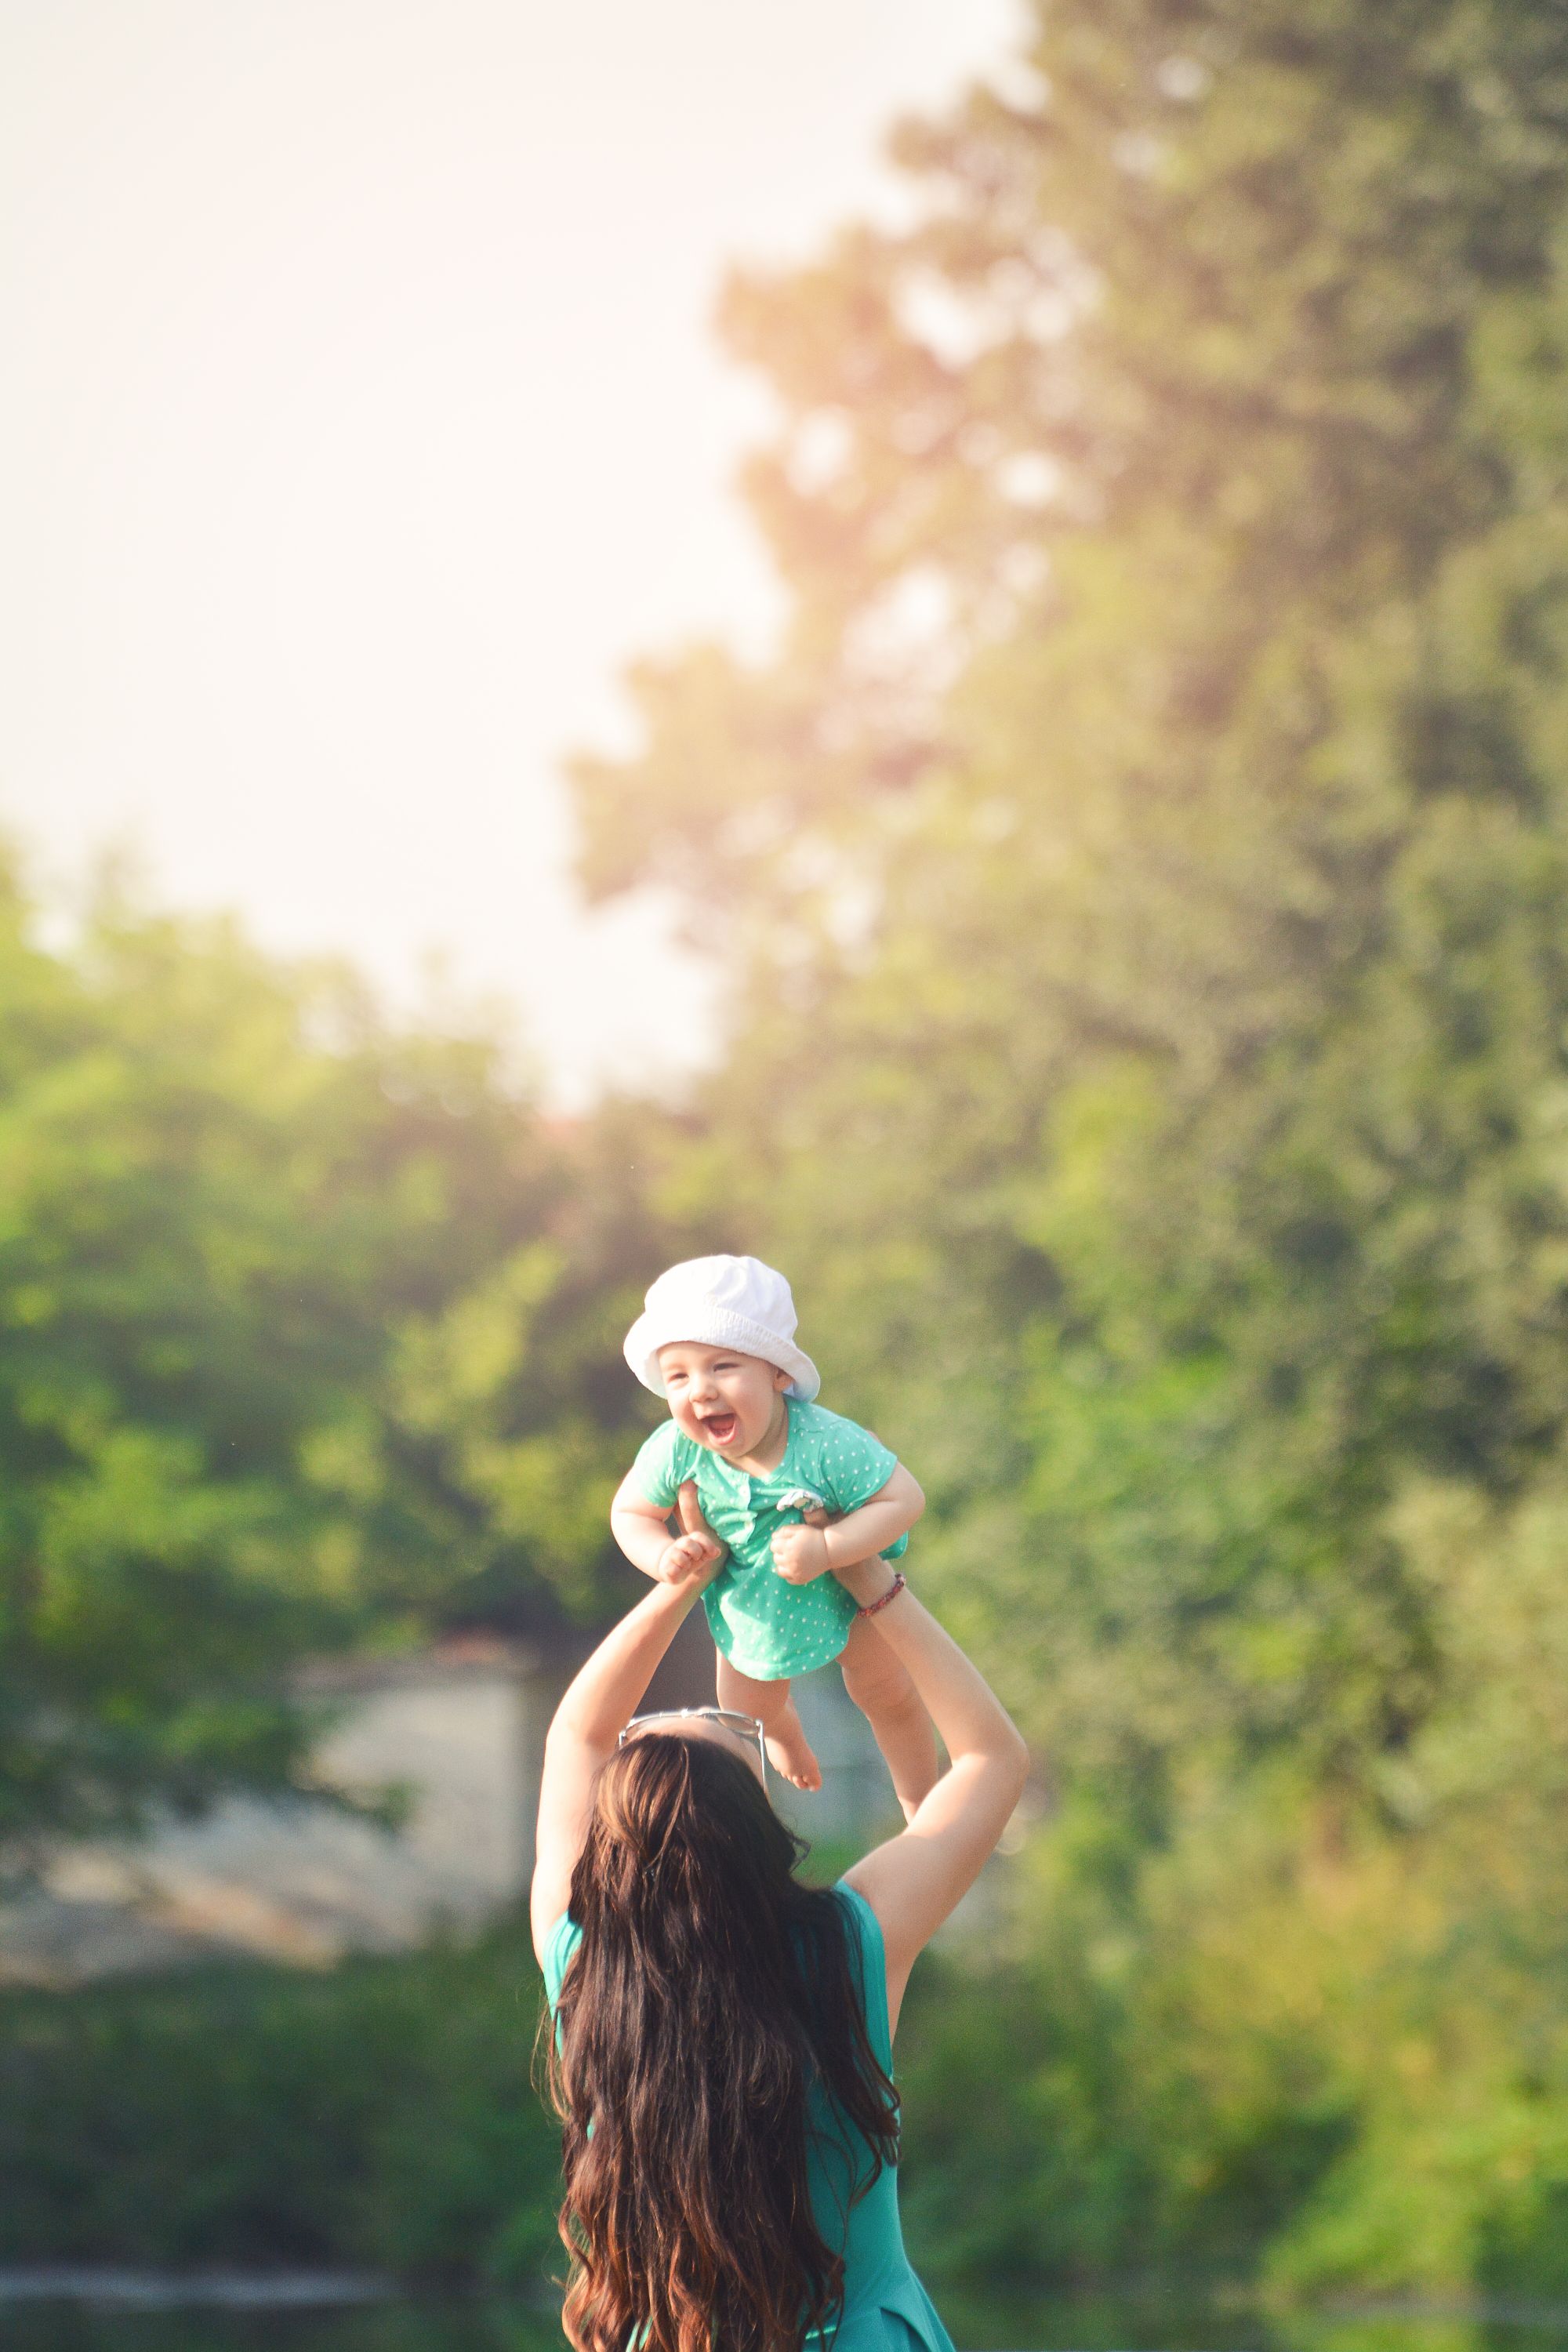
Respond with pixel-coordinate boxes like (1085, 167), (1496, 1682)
(0, 0), (1022, 1105)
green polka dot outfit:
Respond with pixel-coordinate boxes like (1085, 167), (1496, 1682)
(630, 1399), (910, 1679)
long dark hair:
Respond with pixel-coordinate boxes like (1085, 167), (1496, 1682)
(545, 1733), (900, 2352)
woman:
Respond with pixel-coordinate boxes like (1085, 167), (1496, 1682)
(532, 1480), (1029, 2352)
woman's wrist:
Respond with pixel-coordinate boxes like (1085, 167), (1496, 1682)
(833, 1555), (902, 1609)
(855, 1571), (905, 1619)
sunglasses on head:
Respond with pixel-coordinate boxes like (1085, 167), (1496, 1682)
(619, 1705), (768, 1778)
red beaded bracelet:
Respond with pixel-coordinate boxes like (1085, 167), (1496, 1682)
(857, 1571), (906, 1619)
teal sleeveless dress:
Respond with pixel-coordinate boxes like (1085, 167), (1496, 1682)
(541, 1880), (956, 2352)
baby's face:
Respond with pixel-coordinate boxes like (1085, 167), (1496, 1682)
(656, 1341), (791, 1458)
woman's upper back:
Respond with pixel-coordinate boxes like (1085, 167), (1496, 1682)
(542, 1878), (913, 2313)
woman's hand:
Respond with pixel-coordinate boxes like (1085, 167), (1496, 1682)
(658, 1481), (726, 1585)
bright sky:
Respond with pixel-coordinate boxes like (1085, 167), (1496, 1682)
(0, 0), (1021, 1105)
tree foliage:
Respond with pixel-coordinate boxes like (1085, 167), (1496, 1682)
(11, 0), (1568, 2303)
(0, 856), (682, 1864)
(571, 0), (1568, 2299)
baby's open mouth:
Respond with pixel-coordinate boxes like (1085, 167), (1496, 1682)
(697, 1410), (739, 1446)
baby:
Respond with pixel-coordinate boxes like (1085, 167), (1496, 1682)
(610, 1254), (938, 1816)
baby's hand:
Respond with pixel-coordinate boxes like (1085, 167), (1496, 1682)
(656, 1533), (720, 1582)
(771, 1521), (832, 1584)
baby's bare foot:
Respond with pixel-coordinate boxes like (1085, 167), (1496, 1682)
(766, 1701), (822, 1792)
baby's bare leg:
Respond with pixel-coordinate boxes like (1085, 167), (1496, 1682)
(717, 1654), (822, 1792)
(840, 1613), (939, 1822)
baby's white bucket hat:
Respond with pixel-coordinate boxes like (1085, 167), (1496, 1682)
(623, 1254), (821, 1402)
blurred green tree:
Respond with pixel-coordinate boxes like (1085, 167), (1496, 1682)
(13, 0), (1568, 2303)
(0, 853), (682, 1866)
(570, 0), (1568, 2296)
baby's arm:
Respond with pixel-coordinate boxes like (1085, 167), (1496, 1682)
(612, 1468), (724, 1583)
(771, 1464), (924, 1585)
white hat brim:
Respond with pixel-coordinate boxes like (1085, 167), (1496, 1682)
(625, 1303), (821, 1403)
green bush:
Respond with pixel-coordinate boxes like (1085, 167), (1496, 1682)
(0, 1915), (561, 2289)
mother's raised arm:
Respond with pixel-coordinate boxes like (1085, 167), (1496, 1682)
(837, 1561), (1029, 2032)
(529, 1483), (720, 1961)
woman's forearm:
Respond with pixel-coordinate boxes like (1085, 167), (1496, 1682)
(550, 1573), (707, 1751)
(532, 1487), (724, 1955)
(833, 1558), (1026, 1775)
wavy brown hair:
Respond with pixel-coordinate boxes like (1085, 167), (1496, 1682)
(544, 1731), (900, 2352)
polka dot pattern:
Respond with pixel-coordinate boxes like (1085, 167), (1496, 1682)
(628, 1400), (909, 1678)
